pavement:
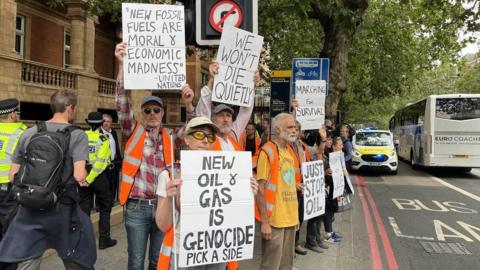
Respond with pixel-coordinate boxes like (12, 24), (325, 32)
(40, 197), (362, 270)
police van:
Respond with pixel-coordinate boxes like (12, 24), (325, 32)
(351, 129), (398, 174)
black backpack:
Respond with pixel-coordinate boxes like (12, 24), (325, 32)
(14, 121), (78, 211)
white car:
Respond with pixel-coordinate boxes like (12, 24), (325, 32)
(350, 129), (398, 174)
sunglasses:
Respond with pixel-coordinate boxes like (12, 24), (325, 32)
(143, 107), (162, 115)
(189, 131), (216, 143)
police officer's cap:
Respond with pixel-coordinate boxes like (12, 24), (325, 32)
(85, 112), (104, 124)
(0, 98), (20, 115)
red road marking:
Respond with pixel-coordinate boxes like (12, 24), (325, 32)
(354, 175), (383, 270)
(215, 6), (237, 29)
(359, 176), (399, 270)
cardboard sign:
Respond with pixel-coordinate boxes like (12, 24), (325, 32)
(295, 80), (326, 130)
(122, 3), (186, 89)
(179, 151), (254, 267)
(212, 25), (264, 107)
(302, 160), (326, 220)
(329, 151), (345, 198)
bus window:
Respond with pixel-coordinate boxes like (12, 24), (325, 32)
(436, 98), (480, 120)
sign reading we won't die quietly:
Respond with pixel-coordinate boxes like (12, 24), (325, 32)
(329, 151), (345, 198)
(122, 3), (186, 90)
(179, 151), (254, 267)
(213, 25), (264, 107)
(302, 160), (326, 220)
(295, 80), (326, 130)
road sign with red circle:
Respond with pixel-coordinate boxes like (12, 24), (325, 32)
(209, 0), (244, 33)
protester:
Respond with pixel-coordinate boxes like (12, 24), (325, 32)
(101, 114), (122, 202)
(291, 121), (311, 256)
(340, 125), (353, 171)
(114, 42), (195, 270)
(324, 137), (345, 244)
(195, 60), (258, 151)
(256, 113), (299, 270)
(240, 123), (260, 155)
(260, 118), (270, 146)
(156, 117), (258, 270)
(0, 98), (26, 270)
(0, 90), (96, 269)
(79, 111), (117, 249)
(305, 127), (329, 252)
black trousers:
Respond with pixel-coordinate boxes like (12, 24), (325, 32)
(107, 164), (120, 202)
(0, 185), (18, 270)
(79, 171), (113, 239)
(306, 215), (323, 246)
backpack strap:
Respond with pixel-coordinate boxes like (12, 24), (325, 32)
(37, 121), (47, 132)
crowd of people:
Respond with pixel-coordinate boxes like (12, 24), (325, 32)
(0, 42), (355, 270)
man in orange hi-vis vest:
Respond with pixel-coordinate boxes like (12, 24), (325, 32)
(114, 42), (195, 270)
(255, 113), (300, 270)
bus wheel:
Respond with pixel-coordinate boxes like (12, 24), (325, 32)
(410, 150), (418, 170)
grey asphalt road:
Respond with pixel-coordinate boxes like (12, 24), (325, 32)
(356, 162), (480, 270)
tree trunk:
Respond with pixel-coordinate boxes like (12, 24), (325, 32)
(321, 27), (352, 123)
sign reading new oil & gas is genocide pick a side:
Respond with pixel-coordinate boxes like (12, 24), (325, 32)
(179, 151), (254, 267)
(122, 3), (186, 90)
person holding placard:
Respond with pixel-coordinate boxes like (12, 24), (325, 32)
(155, 117), (258, 270)
(114, 42), (195, 270)
(324, 137), (346, 244)
(195, 61), (259, 151)
(255, 113), (300, 270)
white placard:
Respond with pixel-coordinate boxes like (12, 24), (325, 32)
(122, 3), (186, 90)
(179, 151), (254, 267)
(212, 25), (264, 107)
(295, 80), (326, 130)
(329, 152), (345, 198)
(302, 160), (326, 220)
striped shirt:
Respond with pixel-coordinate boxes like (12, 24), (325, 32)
(115, 81), (166, 199)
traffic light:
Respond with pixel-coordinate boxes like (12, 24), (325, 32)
(195, 0), (258, 46)
(176, 0), (196, 45)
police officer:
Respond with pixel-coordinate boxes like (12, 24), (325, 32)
(0, 98), (25, 269)
(79, 112), (117, 249)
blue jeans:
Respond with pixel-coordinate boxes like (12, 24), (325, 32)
(125, 200), (164, 270)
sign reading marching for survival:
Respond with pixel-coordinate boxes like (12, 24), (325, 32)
(295, 80), (327, 130)
(122, 3), (186, 90)
(213, 25), (264, 107)
(179, 151), (254, 267)
(329, 152), (345, 198)
(302, 160), (326, 220)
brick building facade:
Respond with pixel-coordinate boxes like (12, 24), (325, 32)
(0, 0), (210, 128)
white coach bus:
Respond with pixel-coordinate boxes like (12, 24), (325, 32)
(389, 94), (480, 171)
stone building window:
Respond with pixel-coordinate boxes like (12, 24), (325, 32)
(64, 31), (71, 68)
(15, 15), (25, 56)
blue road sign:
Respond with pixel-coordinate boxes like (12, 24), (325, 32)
(291, 58), (329, 95)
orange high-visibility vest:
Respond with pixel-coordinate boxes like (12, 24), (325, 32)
(210, 134), (242, 151)
(293, 142), (311, 184)
(119, 123), (172, 205)
(239, 134), (261, 153)
(254, 141), (299, 221)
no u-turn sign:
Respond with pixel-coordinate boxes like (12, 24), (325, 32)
(196, 0), (258, 46)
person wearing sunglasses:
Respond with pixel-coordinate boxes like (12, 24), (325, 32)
(155, 117), (258, 270)
(114, 42), (195, 270)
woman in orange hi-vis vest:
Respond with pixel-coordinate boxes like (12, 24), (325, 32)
(155, 117), (258, 270)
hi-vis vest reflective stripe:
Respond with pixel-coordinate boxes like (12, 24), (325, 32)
(119, 124), (172, 205)
(254, 141), (299, 221)
(0, 122), (27, 183)
(293, 142), (311, 184)
(157, 228), (238, 270)
(85, 129), (111, 184)
(210, 134), (242, 151)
